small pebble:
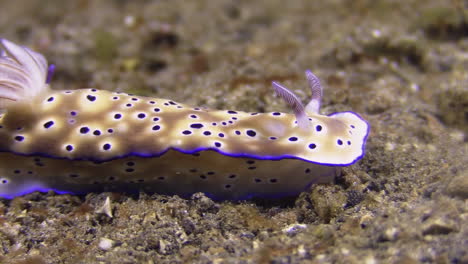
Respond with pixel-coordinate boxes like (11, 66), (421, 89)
(98, 237), (115, 251)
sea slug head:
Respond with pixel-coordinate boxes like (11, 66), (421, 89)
(272, 70), (369, 165)
(0, 38), (49, 109)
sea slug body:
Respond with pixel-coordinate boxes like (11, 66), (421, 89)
(0, 39), (369, 200)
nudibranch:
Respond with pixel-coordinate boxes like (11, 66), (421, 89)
(0, 39), (369, 200)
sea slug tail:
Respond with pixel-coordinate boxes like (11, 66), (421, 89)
(0, 38), (49, 109)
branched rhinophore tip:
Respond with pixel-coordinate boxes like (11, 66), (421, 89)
(272, 81), (311, 130)
(272, 70), (324, 130)
(0, 38), (49, 108)
(304, 70), (322, 115)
